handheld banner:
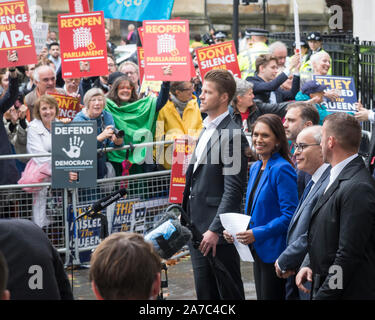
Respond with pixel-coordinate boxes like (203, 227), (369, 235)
(48, 92), (82, 121)
(0, 0), (38, 68)
(293, 0), (301, 56)
(138, 26), (144, 46)
(137, 46), (145, 85)
(143, 20), (190, 81)
(169, 139), (195, 204)
(195, 40), (240, 79)
(31, 22), (49, 55)
(313, 75), (357, 113)
(58, 11), (108, 79)
(93, 0), (174, 21)
(69, 0), (90, 13)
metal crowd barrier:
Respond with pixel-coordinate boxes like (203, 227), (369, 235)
(0, 140), (174, 266)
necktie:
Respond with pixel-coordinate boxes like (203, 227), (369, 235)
(300, 179), (314, 204)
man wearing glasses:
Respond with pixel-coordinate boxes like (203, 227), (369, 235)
(275, 125), (330, 300)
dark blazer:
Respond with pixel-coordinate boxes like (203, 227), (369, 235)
(366, 123), (375, 175)
(0, 219), (74, 300)
(182, 114), (249, 244)
(245, 153), (298, 263)
(277, 165), (330, 271)
(307, 156), (375, 299)
(0, 76), (20, 185)
(246, 73), (300, 104)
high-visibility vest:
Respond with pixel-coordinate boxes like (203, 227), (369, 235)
(238, 42), (269, 80)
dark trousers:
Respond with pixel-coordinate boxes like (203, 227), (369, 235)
(252, 249), (286, 300)
(189, 242), (245, 300)
(285, 275), (300, 300)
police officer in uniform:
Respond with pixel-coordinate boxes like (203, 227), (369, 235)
(238, 28), (269, 80)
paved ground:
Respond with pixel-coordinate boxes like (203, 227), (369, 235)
(68, 255), (257, 300)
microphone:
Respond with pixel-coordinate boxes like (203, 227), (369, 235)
(75, 188), (127, 221)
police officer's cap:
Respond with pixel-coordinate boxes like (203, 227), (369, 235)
(307, 32), (322, 41)
(214, 31), (227, 39)
(245, 28), (269, 38)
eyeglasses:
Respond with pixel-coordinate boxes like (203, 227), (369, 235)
(294, 143), (320, 152)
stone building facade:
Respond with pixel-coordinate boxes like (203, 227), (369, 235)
(31, 0), (337, 42)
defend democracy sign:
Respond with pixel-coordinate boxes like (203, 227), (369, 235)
(313, 75), (357, 113)
(93, 0), (175, 21)
(52, 121), (97, 188)
(143, 20), (191, 81)
(195, 40), (241, 79)
(0, 0), (37, 68)
(58, 11), (108, 78)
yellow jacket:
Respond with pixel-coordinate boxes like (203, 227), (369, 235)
(238, 42), (269, 79)
(154, 96), (203, 169)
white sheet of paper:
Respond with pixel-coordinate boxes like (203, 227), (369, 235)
(220, 213), (254, 262)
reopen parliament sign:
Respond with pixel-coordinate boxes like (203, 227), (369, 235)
(58, 11), (108, 78)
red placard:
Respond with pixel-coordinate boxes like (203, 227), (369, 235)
(58, 11), (108, 79)
(169, 139), (195, 204)
(195, 40), (240, 79)
(137, 46), (144, 86)
(68, 0), (90, 13)
(137, 26), (143, 46)
(0, 0), (37, 68)
(48, 92), (82, 121)
(143, 20), (191, 81)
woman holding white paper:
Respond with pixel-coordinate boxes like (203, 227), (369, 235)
(223, 114), (298, 300)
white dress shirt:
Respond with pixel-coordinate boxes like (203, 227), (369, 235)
(324, 153), (358, 193)
(193, 111), (229, 172)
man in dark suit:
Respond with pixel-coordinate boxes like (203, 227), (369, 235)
(296, 113), (375, 299)
(275, 125), (330, 300)
(246, 54), (300, 104)
(182, 69), (248, 300)
(0, 219), (73, 300)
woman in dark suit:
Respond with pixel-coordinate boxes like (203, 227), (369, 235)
(224, 114), (298, 300)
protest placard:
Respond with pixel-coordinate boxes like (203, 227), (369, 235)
(52, 121), (97, 188)
(0, 0), (37, 68)
(143, 20), (191, 81)
(313, 75), (357, 113)
(169, 139), (195, 204)
(137, 46), (145, 85)
(138, 26), (144, 46)
(48, 92), (82, 120)
(195, 40), (240, 79)
(58, 11), (108, 78)
(68, 0), (90, 13)
(31, 22), (49, 55)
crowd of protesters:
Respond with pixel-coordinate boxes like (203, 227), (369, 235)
(1, 24), (374, 302)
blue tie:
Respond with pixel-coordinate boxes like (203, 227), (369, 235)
(300, 179), (314, 204)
